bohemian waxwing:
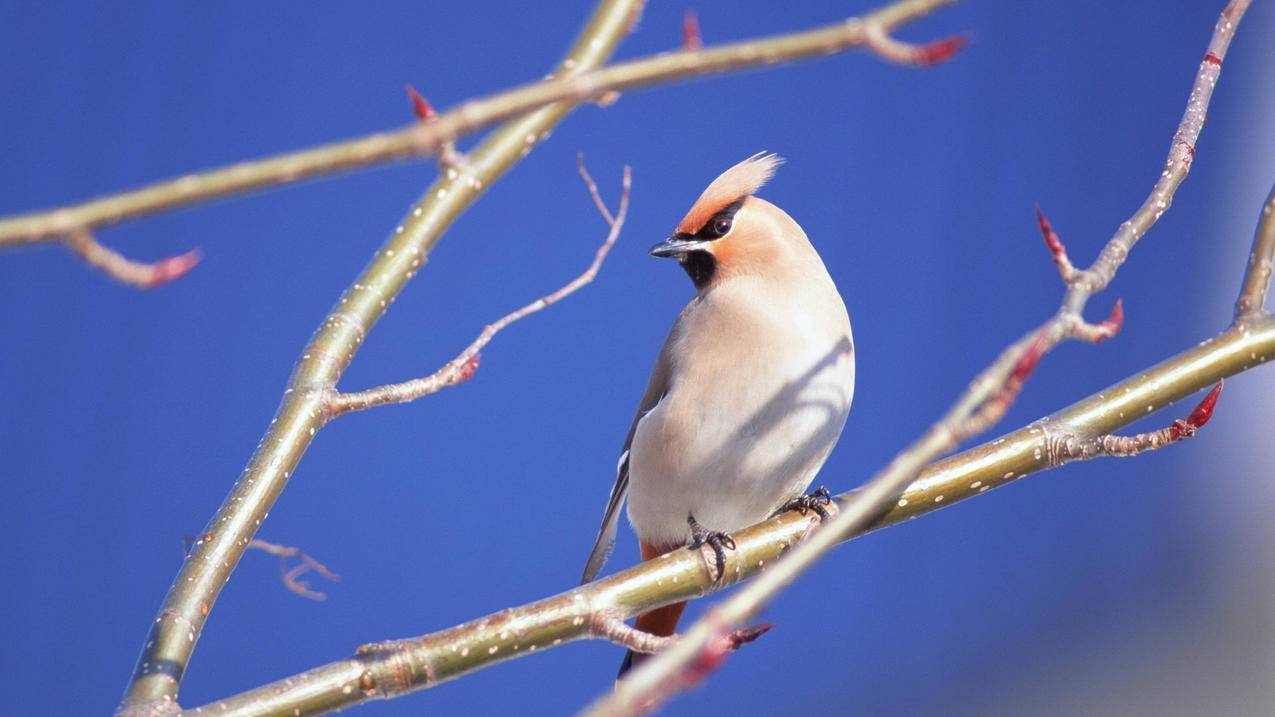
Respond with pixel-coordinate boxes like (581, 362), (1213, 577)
(581, 153), (855, 675)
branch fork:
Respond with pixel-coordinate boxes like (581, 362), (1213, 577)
(326, 161), (629, 417)
(1045, 380), (1224, 464)
(590, 3), (1255, 713)
(406, 84), (472, 175)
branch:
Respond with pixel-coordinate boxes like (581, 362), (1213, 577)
(0, 0), (955, 252)
(118, 1), (966, 710)
(329, 161), (630, 416)
(186, 321), (1275, 717)
(593, 1), (1254, 712)
(1235, 182), (1275, 319)
(863, 22), (967, 66)
(64, 229), (201, 289)
(1050, 380), (1224, 462)
(115, 1), (643, 713)
(246, 539), (340, 602)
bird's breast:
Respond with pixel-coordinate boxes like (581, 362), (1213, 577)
(626, 284), (854, 549)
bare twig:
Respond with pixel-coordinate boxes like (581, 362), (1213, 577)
(186, 6), (1275, 713)
(185, 312), (1275, 717)
(329, 162), (631, 416)
(1036, 206), (1077, 282)
(591, 2), (1253, 713)
(682, 10), (703, 52)
(115, 2), (643, 713)
(0, 0), (954, 252)
(247, 539), (340, 602)
(1051, 380), (1224, 461)
(593, 615), (677, 655)
(121, 2), (967, 710)
(863, 21), (967, 66)
(1236, 183), (1275, 319)
(64, 229), (201, 288)
(406, 84), (470, 174)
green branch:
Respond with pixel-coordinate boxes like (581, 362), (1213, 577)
(115, 1), (642, 713)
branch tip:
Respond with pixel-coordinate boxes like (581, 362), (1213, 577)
(1034, 205), (1075, 280)
(65, 229), (202, 289)
(405, 83), (436, 122)
(143, 248), (203, 289)
(682, 9), (703, 51)
(1011, 331), (1048, 383)
(916, 34), (968, 65)
(1184, 379), (1224, 430)
(246, 538), (339, 601)
(726, 623), (773, 650)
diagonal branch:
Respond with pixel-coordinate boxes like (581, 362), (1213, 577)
(115, 2), (643, 713)
(1235, 182), (1275, 319)
(329, 162), (630, 416)
(592, 1), (1253, 713)
(118, 1), (967, 712)
(0, 0), (956, 252)
(1048, 380), (1223, 462)
(186, 318), (1275, 717)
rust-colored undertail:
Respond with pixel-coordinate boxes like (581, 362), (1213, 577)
(617, 541), (688, 677)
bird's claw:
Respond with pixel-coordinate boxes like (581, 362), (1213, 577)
(687, 513), (736, 583)
(774, 485), (833, 521)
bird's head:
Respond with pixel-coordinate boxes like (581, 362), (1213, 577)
(651, 153), (811, 291)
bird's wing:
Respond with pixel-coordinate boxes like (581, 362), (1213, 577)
(580, 334), (676, 584)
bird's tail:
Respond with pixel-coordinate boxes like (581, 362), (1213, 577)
(618, 600), (686, 677)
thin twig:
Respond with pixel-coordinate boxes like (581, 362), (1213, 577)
(115, 2), (644, 713)
(681, 10), (703, 52)
(0, 0), (955, 251)
(863, 21), (967, 66)
(1052, 380), (1224, 461)
(184, 315), (1275, 717)
(64, 229), (201, 289)
(1235, 182), (1275, 319)
(1035, 206), (1076, 282)
(247, 539), (340, 602)
(590, 2), (1253, 713)
(329, 163), (631, 415)
(121, 3), (964, 711)
(185, 5), (1275, 714)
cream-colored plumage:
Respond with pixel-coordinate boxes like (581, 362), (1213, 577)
(580, 154), (854, 671)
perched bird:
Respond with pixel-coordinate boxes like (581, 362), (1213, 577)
(580, 153), (856, 675)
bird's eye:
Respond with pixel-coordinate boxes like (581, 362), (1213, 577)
(711, 216), (732, 237)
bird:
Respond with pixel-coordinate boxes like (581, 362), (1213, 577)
(580, 152), (856, 676)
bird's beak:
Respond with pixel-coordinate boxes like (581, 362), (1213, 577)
(650, 235), (710, 258)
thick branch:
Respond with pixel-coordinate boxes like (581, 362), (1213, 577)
(329, 162), (630, 416)
(595, 2), (1253, 712)
(0, 0), (954, 251)
(188, 315), (1275, 717)
(1235, 182), (1275, 319)
(114, 2), (642, 714)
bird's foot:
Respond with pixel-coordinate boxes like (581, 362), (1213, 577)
(687, 514), (736, 583)
(773, 486), (833, 521)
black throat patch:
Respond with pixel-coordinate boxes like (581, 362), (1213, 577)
(679, 250), (716, 289)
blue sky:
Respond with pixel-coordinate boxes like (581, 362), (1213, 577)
(2, 2), (1274, 715)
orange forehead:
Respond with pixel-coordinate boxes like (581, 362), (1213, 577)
(675, 153), (782, 234)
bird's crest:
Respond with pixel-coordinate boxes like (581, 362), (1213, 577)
(676, 152), (783, 235)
